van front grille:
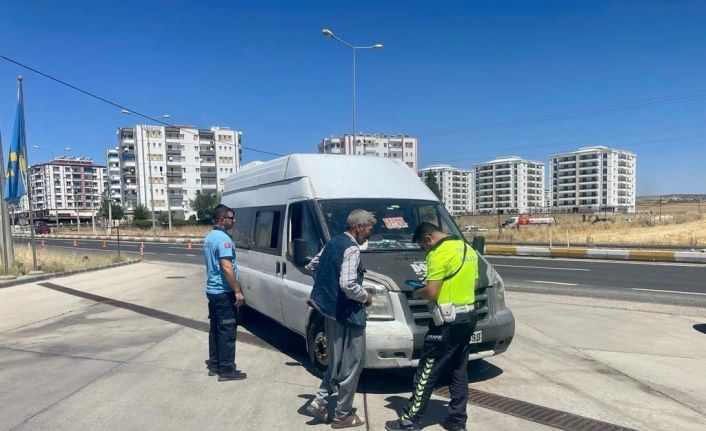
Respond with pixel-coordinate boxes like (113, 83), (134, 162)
(404, 287), (490, 327)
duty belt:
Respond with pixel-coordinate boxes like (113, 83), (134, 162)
(454, 304), (476, 314)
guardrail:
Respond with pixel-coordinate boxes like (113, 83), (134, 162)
(485, 245), (706, 264)
(12, 233), (204, 244)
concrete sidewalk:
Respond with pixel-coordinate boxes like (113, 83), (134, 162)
(1, 262), (705, 430)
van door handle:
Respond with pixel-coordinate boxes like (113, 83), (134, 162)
(276, 262), (281, 274)
(282, 262), (287, 276)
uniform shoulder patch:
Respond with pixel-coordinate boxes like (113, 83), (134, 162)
(224, 242), (232, 249)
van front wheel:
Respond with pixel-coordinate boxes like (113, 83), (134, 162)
(307, 318), (328, 377)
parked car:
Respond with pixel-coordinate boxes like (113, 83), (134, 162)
(34, 224), (51, 234)
(461, 224), (488, 233)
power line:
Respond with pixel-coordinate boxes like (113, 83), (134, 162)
(0, 54), (284, 157)
(416, 90), (706, 138)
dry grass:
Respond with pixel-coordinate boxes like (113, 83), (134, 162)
(456, 202), (706, 247)
(2, 247), (127, 277)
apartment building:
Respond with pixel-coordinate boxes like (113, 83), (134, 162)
(474, 157), (545, 214)
(23, 157), (106, 222)
(114, 125), (242, 219)
(418, 165), (474, 215)
(318, 134), (418, 172)
(550, 146), (636, 213)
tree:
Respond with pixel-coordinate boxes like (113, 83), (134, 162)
(157, 212), (169, 225)
(132, 204), (150, 221)
(98, 198), (124, 221)
(189, 192), (221, 224)
(424, 173), (443, 201)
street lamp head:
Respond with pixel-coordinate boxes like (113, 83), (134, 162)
(160, 114), (171, 119)
(64, 147), (72, 151)
(322, 28), (334, 37)
(373, 44), (384, 50)
(121, 109), (131, 115)
(32, 145), (40, 149)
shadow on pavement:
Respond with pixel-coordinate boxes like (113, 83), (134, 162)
(384, 395), (450, 428)
(693, 323), (706, 335)
(363, 360), (504, 395)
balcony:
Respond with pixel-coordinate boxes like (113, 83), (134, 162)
(167, 156), (185, 165)
(166, 171), (183, 179)
(167, 148), (181, 156)
(200, 172), (217, 179)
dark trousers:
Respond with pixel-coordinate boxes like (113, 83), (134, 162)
(207, 291), (238, 374)
(402, 311), (477, 425)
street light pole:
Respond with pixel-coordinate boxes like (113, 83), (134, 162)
(322, 28), (383, 150)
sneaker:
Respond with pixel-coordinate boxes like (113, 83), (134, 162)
(217, 370), (247, 381)
(441, 418), (467, 431)
(305, 400), (330, 423)
(208, 369), (218, 376)
(385, 418), (421, 431)
(331, 412), (366, 429)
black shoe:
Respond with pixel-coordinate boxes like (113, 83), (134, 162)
(385, 418), (421, 431)
(207, 368), (218, 376)
(218, 370), (247, 381)
(441, 418), (467, 431)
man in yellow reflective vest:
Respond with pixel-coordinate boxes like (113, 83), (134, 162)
(386, 222), (479, 431)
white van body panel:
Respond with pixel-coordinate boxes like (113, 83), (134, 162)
(225, 154), (436, 202)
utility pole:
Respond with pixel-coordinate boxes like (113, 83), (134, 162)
(0, 131), (15, 274)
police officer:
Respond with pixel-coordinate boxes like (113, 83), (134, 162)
(203, 204), (247, 381)
(386, 222), (479, 431)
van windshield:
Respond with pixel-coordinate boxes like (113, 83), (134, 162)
(317, 199), (462, 251)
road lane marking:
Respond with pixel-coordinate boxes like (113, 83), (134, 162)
(527, 280), (578, 286)
(629, 288), (706, 296)
(493, 264), (590, 272)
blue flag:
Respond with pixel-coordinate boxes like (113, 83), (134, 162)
(4, 77), (27, 205)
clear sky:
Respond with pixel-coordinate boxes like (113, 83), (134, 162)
(0, 0), (704, 195)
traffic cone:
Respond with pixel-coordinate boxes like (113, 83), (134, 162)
(187, 240), (193, 250)
(72, 239), (77, 247)
(101, 240), (108, 248)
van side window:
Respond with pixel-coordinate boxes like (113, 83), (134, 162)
(254, 210), (282, 252)
(287, 201), (323, 265)
(232, 207), (256, 248)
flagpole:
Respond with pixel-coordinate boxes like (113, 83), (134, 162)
(0, 131), (15, 275)
(16, 77), (38, 271)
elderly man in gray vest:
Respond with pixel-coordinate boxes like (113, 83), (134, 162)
(305, 209), (376, 428)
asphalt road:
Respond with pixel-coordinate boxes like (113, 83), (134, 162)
(14, 237), (706, 306)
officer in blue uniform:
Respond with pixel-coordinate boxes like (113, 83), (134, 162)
(203, 204), (247, 381)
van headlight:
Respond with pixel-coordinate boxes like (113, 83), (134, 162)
(493, 278), (507, 309)
(363, 280), (394, 320)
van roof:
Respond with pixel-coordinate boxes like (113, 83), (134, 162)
(226, 154), (437, 201)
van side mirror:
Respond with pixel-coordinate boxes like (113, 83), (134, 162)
(293, 239), (311, 267)
(471, 236), (485, 255)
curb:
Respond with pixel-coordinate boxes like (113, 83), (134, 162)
(484, 245), (706, 264)
(0, 259), (141, 289)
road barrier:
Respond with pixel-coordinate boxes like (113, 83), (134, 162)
(14, 233), (204, 245)
(485, 245), (706, 264)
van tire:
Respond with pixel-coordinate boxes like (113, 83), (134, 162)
(307, 317), (328, 377)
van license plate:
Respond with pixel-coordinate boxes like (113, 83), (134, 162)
(470, 331), (482, 344)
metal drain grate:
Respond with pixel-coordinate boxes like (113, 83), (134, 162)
(435, 387), (637, 431)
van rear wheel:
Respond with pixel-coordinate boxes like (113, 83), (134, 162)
(307, 318), (328, 377)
